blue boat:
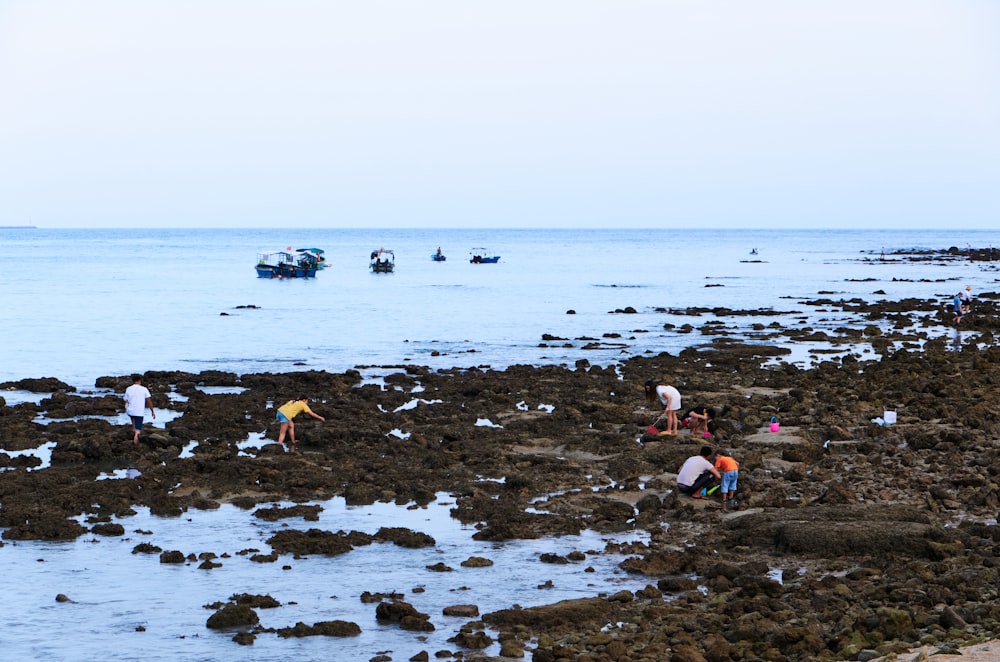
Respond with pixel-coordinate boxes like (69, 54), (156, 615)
(256, 250), (319, 278)
(370, 248), (395, 273)
(469, 247), (500, 264)
(431, 247), (446, 262)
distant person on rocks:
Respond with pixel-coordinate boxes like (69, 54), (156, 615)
(124, 374), (155, 444)
(683, 406), (716, 436)
(952, 292), (964, 325)
(677, 446), (720, 499)
(644, 380), (681, 435)
(961, 285), (972, 314)
(714, 449), (740, 512)
(276, 397), (325, 452)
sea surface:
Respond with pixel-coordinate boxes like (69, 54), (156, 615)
(2, 226), (999, 660)
(3, 227), (997, 389)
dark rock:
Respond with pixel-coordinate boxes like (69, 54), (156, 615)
(206, 604), (259, 629)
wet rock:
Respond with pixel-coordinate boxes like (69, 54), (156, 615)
(375, 600), (434, 632)
(484, 598), (612, 631)
(448, 626), (493, 649)
(360, 591), (404, 603)
(252, 504), (322, 521)
(266, 529), (355, 556)
(206, 604), (259, 629)
(941, 605), (968, 630)
(90, 522), (125, 536)
(374, 526), (435, 548)
(230, 593), (281, 609)
(607, 590), (633, 603)
(159, 550), (185, 564)
(443, 604), (479, 617)
(132, 543), (162, 554)
(232, 631), (255, 645)
(460, 556), (493, 568)
(620, 550), (694, 576)
(2, 516), (87, 541)
(0, 377), (74, 392)
(276, 620), (361, 637)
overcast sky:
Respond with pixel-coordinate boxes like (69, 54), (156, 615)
(2, 1), (998, 229)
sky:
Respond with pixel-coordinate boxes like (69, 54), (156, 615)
(1, 1), (998, 229)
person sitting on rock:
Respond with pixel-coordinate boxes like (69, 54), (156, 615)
(676, 445), (721, 499)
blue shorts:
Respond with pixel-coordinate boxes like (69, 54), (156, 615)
(130, 415), (145, 430)
(276, 412), (291, 423)
(721, 470), (738, 493)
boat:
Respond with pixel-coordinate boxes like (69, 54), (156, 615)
(469, 247), (500, 264)
(256, 249), (319, 278)
(296, 247), (328, 269)
(431, 247), (446, 262)
(370, 248), (395, 273)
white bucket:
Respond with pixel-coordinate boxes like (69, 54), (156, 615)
(883, 410), (897, 425)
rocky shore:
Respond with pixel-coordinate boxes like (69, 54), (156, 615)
(2, 288), (999, 661)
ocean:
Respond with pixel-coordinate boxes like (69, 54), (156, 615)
(3, 227), (996, 389)
(1, 226), (998, 660)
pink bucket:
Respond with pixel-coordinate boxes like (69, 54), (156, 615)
(769, 416), (780, 432)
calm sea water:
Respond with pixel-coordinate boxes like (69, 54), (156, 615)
(2, 226), (999, 659)
(3, 227), (997, 389)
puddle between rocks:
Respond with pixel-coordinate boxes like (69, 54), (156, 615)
(0, 493), (651, 661)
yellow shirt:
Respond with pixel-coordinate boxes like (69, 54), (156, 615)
(277, 400), (312, 419)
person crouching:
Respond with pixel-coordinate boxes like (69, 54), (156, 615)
(676, 445), (721, 499)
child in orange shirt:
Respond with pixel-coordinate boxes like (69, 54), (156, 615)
(714, 450), (739, 512)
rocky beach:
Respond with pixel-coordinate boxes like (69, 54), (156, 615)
(2, 278), (1000, 661)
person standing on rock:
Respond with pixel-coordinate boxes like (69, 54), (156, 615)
(677, 445), (721, 499)
(124, 374), (155, 444)
(276, 397), (325, 452)
(644, 380), (681, 435)
(952, 292), (964, 325)
(714, 449), (739, 511)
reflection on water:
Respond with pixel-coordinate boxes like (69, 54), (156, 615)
(0, 493), (651, 661)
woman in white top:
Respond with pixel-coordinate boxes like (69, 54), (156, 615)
(644, 380), (682, 435)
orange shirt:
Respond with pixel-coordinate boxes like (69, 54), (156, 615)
(715, 456), (739, 473)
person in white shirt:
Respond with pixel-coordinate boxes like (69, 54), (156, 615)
(676, 446), (720, 498)
(124, 374), (156, 444)
(644, 380), (681, 435)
